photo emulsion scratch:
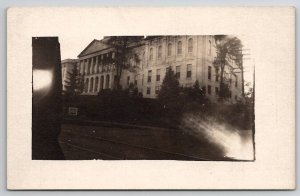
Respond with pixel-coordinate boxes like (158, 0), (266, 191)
(32, 35), (255, 161)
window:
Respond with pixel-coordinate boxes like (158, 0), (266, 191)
(155, 86), (161, 94)
(147, 87), (151, 95)
(129, 57), (133, 66)
(229, 91), (232, 98)
(91, 59), (95, 74)
(84, 59), (88, 74)
(134, 77), (138, 86)
(158, 46), (162, 59)
(100, 76), (104, 90)
(202, 86), (206, 94)
(188, 38), (193, 53)
(166, 66), (171, 72)
(167, 43), (172, 56)
(87, 60), (91, 74)
(208, 66), (212, 80)
(215, 68), (219, 81)
(96, 64), (100, 73)
(235, 75), (238, 88)
(98, 57), (102, 71)
(208, 85), (211, 95)
(177, 41), (182, 55)
(149, 48), (153, 60)
(215, 87), (219, 95)
(148, 70), (152, 82)
(156, 69), (161, 81)
(176, 66), (180, 79)
(90, 77), (94, 92)
(187, 64), (192, 78)
(105, 75), (110, 89)
(85, 78), (89, 93)
(91, 64), (95, 73)
(127, 76), (130, 85)
(136, 57), (140, 67)
(95, 77), (99, 92)
(235, 95), (237, 100)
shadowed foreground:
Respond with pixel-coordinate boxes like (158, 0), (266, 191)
(58, 121), (243, 161)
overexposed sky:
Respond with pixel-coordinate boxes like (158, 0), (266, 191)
(60, 35), (104, 60)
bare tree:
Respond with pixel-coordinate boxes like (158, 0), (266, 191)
(103, 36), (143, 89)
(213, 35), (243, 101)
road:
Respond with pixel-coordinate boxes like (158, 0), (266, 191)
(58, 122), (231, 160)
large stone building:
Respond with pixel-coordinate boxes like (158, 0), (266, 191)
(67, 36), (243, 103)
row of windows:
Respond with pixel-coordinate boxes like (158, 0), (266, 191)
(149, 38), (194, 60)
(84, 75), (110, 93)
(146, 64), (192, 83)
(146, 86), (161, 95)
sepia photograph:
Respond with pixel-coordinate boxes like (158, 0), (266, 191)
(7, 7), (295, 189)
(32, 35), (255, 161)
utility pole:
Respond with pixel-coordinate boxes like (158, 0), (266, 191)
(252, 59), (255, 160)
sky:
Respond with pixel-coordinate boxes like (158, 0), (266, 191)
(60, 36), (104, 60)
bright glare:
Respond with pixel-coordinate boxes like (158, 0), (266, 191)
(33, 70), (53, 91)
(182, 114), (254, 161)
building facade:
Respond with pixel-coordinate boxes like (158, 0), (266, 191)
(61, 58), (79, 92)
(67, 36), (243, 103)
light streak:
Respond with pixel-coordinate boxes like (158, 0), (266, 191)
(182, 114), (254, 160)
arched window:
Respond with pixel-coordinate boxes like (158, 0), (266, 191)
(158, 45), (162, 59)
(95, 77), (99, 92)
(149, 48), (153, 60)
(85, 78), (89, 93)
(100, 76), (104, 90)
(177, 41), (182, 55)
(167, 43), (172, 56)
(188, 38), (193, 53)
(90, 77), (94, 92)
(105, 75), (110, 89)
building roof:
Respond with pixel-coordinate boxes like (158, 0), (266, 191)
(61, 58), (79, 64)
(77, 39), (111, 58)
(77, 36), (146, 58)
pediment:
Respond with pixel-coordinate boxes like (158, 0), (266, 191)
(78, 39), (110, 57)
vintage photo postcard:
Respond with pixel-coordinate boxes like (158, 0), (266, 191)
(7, 7), (295, 189)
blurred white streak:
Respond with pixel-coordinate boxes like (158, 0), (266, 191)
(182, 114), (254, 161)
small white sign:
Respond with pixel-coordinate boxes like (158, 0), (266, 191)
(68, 107), (78, 116)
